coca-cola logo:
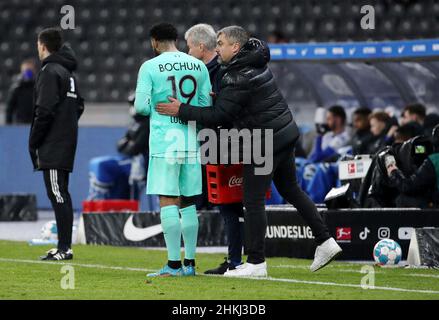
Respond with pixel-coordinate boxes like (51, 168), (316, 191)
(228, 176), (243, 187)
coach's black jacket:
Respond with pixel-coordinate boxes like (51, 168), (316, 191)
(29, 45), (84, 172)
(178, 38), (299, 157)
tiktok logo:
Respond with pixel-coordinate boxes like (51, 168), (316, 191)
(359, 227), (370, 240)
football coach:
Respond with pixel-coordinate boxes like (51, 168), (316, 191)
(156, 26), (342, 277)
(29, 27), (84, 261)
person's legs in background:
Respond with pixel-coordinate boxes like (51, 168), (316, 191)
(204, 203), (245, 274)
(220, 203), (244, 268)
(40, 169), (74, 260)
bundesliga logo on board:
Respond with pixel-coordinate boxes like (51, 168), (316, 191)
(336, 227), (352, 242)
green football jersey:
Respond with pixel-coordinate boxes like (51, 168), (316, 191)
(134, 51), (212, 158)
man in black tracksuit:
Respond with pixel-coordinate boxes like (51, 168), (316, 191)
(156, 26), (341, 276)
(29, 28), (84, 261)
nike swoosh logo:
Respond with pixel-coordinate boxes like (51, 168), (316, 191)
(123, 215), (163, 241)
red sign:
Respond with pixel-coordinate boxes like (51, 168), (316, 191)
(336, 227), (352, 241)
(348, 163), (356, 174)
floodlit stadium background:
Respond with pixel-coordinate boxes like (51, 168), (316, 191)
(0, 0), (438, 211)
(1, 0), (438, 126)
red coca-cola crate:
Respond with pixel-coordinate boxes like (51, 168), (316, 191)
(206, 164), (270, 204)
(82, 200), (139, 213)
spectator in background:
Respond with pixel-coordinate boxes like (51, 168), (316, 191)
(350, 107), (374, 155)
(400, 103), (425, 136)
(387, 124), (439, 208)
(423, 112), (439, 137)
(309, 105), (351, 162)
(6, 59), (36, 124)
(368, 111), (396, 154)
(384, 105), (400, 128)
(394, 122), (423, 144)
(359, 121), (426, 208)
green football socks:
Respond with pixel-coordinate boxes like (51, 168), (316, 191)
(180, 205), (199, 260)
(160, 205), (181, 262)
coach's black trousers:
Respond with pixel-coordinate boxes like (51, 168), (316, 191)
(243, 143), (330, 264)
(43, 169), (73, 251)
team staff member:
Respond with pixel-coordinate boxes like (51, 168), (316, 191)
(29, 28), (84, 261)
(185, 23), (245, 274)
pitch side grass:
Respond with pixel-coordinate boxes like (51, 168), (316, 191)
(0, 241), (438, 300)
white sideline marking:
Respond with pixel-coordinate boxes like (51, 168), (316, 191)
(259, 277), (439, 294)
(0, 258), (156, 273)
(274, 265), (380, 274)
(273, 264), (439, 279)
(407, 274), (439, 279)
(273, 264), (387, 273)
(1, 258), (438, 295)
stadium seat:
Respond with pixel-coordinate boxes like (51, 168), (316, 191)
(0, 0), (437, 103)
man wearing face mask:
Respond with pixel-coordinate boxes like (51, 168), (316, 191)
(6, 59), (36, 124)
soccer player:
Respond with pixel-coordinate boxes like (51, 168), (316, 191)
(134, 23), (212, 277)
(29, 27), (84, 261)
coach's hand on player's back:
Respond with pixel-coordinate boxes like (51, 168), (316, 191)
(156, 97), (181, 116)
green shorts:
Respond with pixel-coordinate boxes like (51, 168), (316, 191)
(146, 156), (202, 197)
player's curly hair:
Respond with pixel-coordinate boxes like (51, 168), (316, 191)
(149, 23), (178, 42)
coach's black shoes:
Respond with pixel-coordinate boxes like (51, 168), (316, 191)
(204, 257), (236, 275)
(40, 248), (73, 261)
